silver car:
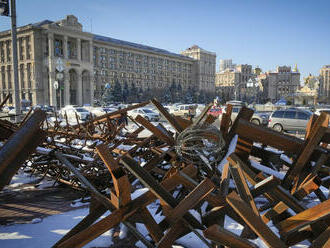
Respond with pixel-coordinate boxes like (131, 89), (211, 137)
(230, 106), (269, 125)
(268, 109), (312, 132)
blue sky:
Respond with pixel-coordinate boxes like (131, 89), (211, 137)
(1, 0), (329, 79)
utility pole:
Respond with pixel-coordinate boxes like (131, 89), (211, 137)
(10, 0), (20, 122)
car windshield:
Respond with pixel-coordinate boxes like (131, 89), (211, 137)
(142, 109), (154, 113)
(75, 108), (89, 113)
(103, 108), (113, 112)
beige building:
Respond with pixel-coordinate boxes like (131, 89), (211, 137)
(181, 45), (216, 93)
(93, 38), (196, 101)
(319, 65), (330, 103)
(0, 15), (93, 108)
(258, 65), (300, 102)
(215, 64), (255, 101)
(0, 15), (216, 107)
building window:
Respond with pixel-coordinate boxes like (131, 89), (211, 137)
(6, 41), (11, 62)
(26, 36), (31, 60)
(1, 66), (5, 89)
(54, 39), (63, 57)
(7, 65), (12, 89)
(67, 39), (77, 59)
(0, 42), (4, 63)
(45, 37), (49, 56)
(27, 63), (32, 88)
(19, 64), (24, 90)
(19, 38), (24, 60)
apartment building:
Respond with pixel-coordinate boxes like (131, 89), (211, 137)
(0, 15), (216, 107)
(215, 64), (255, 101)
(258, 66), (300, 102)
(319, 65), (330, 103)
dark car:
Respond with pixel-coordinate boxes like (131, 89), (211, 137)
(268, 108), (312, 132)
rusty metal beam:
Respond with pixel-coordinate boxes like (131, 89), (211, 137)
(0, 109), (46, 190)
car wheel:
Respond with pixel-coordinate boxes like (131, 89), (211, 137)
(145, 116), (149, 122)
(251, 119), (260, 125)
(273, 123), (283, 132)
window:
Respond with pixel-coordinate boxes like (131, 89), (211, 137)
(283, 111), (296, 119)
(6, 41), (11, 62)
(26, 36), (31, 59)
(27, 63), (31, 88)
(19, 64), (24, 89)
(7, 65), (12, 89)
(67, 40), (77, 59)
(54, 39), (63, 57)
(232, 107), (241, 113)
(297, 112), (311, 120)
(1, 66), (5, 89)
(272, 111), (284, 118)
(0, 42), (4, 62)
(19, 38), (24, 60)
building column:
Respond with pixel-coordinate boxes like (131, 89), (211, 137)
(63, 36), (68, 59)
(4, 41), (9, 64)
(77, 69), (82, 105)
(64, 70), (70, 105)
(89, 40), (93, 64)
(89, 71), (94, 105)
(48, 33), (56, 107)
(77, 38), (81, 61)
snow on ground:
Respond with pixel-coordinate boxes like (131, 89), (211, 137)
(0, 205), (311, 248)
(3, 169), (57, 192)
(0, 208), (113, 248)
(0, 193), (311, 248)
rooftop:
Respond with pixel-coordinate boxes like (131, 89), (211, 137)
(93, 34), (194, 60)
(1, 17), (195, 61)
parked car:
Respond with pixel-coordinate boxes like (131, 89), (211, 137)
(268, 108), (312, 132)
(226, 100), (246, 107)
(128, 108), (160, 122)
(90, 107), (117, 117)
(314, 108), (330, 116)
(8, 107), (17, 115)
(208, 107), (222, 117)
(59, 106), (91, 121)
(2, 106), (14, 113)
(172, 104), (197, 118)
(227, 106), (269, 125)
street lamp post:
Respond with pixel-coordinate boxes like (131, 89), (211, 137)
(1, 0), (21, 122)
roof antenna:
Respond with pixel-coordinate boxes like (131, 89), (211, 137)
(90, 17), (92, 33)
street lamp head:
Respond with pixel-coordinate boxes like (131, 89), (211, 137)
(0, 0), (9, 16)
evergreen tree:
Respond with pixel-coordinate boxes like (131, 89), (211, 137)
(176, 84), (183, 101)
(144, 86), (151, 100)
(101, 83), (114, 106)
(128, 82), (137, 103)
(112, 79), (122, 102)
(198, 90), (206, 103)
(184, 87), (193, 104)
(163, 86), (172, 103)
(138, 88), (143, 101)
(192, 90), (198, 103)
(170, 81), (177, 102)
(122, 81), (129, 103)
